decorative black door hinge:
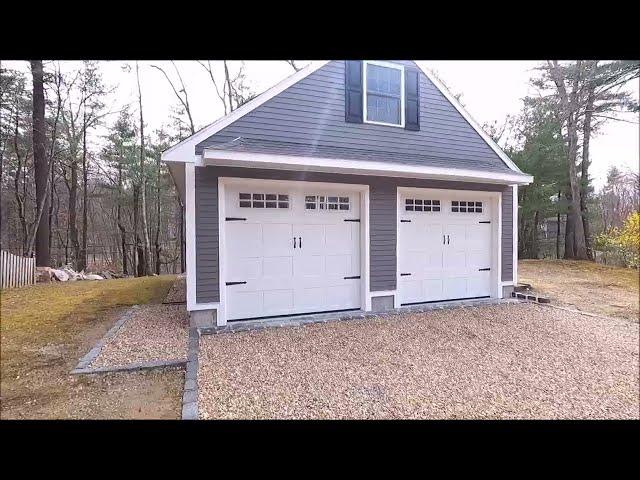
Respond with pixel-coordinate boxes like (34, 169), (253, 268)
(344, 219), (360, 222)
(226, 217), (247, 221)
(400, 219), (411, 223)
(225, 281), (247, 286)
(479, 221), (491, 224)
(400, 273), (412, 276)
(343, 275), (361, 280)
(478, 268), (491, 271)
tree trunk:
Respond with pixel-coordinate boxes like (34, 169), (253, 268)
(133, 184), (139, 276)
(581, 70), (596, 261)
(78, 102), (88, 272)
(564, 209), (575, 259)
(532, 210), (540, 259)
(31, 60), (50, 266)
(69, 155), (79, 268)
(136, 61), (152, 276)
(117, 161), (127, 275)
(547, 60), (588, 260)
(556, 191), (561, 260)
(154, 150), (161, 275)
(224, 61), (234, 112)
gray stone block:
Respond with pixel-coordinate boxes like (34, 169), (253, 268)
(182, 402), (198, 420)
(183, 389), (198, 404)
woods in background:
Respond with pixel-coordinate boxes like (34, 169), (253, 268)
(1, 60), (638, 275)
(488, 60), (639, 264)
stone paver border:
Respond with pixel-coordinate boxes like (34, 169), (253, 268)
(71, 305), (140, 373)
(200, 298), (519, 335)
(71, 358), (186, 375)
(70, 304), (188, 375)
(181, 327), (200, 420)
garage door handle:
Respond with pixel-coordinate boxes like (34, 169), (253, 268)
(299, 237), (302, 248)
(447, 235), (450, 244)
(443, 235), (445, 244)
(293, 237), (296, 249)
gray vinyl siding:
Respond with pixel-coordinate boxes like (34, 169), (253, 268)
(195, 61), (511, 174)
(194, 166), (514, 302)
(501, 186), (514, 282)
(195, 168), (219, 303)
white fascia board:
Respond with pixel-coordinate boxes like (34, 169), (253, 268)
(202, 149), (534, 185)
(160, 61), (330, 163)
(416, 63), (525, 175)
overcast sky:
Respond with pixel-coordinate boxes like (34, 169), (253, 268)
(5, 60), (638, 190)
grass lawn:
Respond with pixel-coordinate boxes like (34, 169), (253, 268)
(519, 260), (639, 321)
(0, 275), (184, 419)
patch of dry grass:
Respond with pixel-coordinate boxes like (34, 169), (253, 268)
(0, 275), (183, 419)
(519, 260), (639, 321)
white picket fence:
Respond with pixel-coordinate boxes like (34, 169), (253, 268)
(1, 249), (36, 289)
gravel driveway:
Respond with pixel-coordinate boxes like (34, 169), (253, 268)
(198, 303), (639, 419)
(92, 304), (189, 369)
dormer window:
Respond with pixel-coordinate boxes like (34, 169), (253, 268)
(363, 61), (405, 127)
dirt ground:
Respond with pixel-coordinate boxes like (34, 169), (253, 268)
(519, 260), (639, 321)
(0, 275), (184, 419)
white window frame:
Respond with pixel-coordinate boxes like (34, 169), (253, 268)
(362, 60), (405, 128)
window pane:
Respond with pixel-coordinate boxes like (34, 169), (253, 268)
(239, 201), (251, 208)
(367, 94), (400, 124)
(239, 193), (251, 200)
(278, 194), (289, 201)
(253, 194), (264, 200)
(266, 202), (277, 208)
(266, 194), (277, 201)
(367, 64), (401, 96)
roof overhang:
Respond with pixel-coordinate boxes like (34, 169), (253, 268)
(202, 149), (533, 185)
(166, 161), (186, 204)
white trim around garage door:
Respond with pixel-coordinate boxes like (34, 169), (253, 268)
(216, 177), (370, 326)
(396, 187), (503, 304)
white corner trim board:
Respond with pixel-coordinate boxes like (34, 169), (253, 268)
(513, 184), (518, 285)
(203, 150), (533, 185)
(185, 163), (197, 311)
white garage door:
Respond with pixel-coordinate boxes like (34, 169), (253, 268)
(224, 181), (361, 321)
(398, 191), (494, 306)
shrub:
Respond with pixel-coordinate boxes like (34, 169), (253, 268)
(595, 212), (640, 268)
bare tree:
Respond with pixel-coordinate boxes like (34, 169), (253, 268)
(198, 60), (228, 115)
(285, 60), (301, 72)
(136, 61), (152, 276)
(30, 60), (49, 266)
(151, 62), (195, 134)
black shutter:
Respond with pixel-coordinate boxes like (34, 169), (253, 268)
(404, 69), (420, 131)
(345, 60), (363, 123)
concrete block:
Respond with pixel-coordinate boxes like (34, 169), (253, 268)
(190, 309), (216, 328)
